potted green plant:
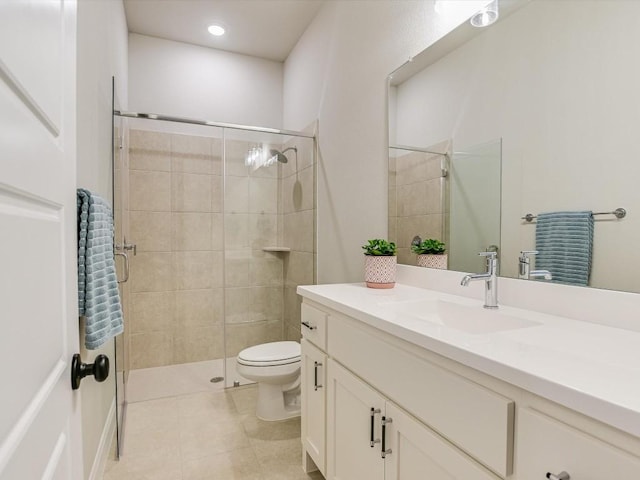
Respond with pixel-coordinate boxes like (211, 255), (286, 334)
(362, 239), (397, 289)
(411, 239), (448, 269)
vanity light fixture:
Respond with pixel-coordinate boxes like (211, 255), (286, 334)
(470, 0), (499, 28)
(208, 24), (225, 36)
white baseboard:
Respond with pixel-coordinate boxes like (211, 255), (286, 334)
(87, 398), (116, 480)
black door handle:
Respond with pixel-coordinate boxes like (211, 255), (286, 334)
(71, 353), (109, 390)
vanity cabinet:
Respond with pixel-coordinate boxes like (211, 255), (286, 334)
(301, 300), (511, 479)
(326, 359), (499, 480)
(300, 294), (640, 480)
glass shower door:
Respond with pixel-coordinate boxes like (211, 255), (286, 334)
(112, 88), (129, 458)
(222, 129), (316, 388)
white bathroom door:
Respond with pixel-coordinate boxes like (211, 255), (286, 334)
(0, 1), (83, 479)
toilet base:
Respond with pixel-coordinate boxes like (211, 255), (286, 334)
(255, 382), (301, 421)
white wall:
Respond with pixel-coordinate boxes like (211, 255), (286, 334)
(393, 0), (640, 292)
(128, 33), (283, 128)
(283, 1), (489, 284)
(76, 0), (128, 477)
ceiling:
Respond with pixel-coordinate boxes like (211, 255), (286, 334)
(124, 0), (325, 62)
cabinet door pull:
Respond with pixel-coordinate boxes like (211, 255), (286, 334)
(301, 321), (316, 330)
(370, 408), (381, 447)
(546, 472), (570, 480)
(314, 361), (323, 391)
(381, 416), (393, 458)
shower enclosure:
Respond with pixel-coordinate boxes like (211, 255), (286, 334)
(112, 110), (316, 454)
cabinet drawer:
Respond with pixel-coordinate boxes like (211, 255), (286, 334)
(516, 408), (640, 479)
(329, 315), (514, 477)
(301, 303), (327, 350)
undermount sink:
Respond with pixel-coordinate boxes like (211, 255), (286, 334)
(379, 298), (541, 334)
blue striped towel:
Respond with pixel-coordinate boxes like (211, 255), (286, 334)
(535, 211), (594, 287)
(77, 189), (124, 349)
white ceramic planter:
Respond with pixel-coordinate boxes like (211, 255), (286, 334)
(417, 253), (448, 270)
(364, 255), (397, 289)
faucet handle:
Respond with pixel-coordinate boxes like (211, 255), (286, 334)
(519, 250), (538, 262)
(478, 251), (497, 258)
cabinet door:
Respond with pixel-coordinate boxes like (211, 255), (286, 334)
(517, 408), (640, 479)
(302, 339), (327, 475)
(327, 360), (384, 480)
(384, 402), (500, 480)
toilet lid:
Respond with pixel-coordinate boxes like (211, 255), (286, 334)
(237, 341), (301, 366)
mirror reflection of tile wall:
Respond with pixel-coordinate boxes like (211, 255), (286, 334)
(389, 142), (449, 266)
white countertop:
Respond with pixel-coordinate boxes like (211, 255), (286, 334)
(298, 282), (640, 439)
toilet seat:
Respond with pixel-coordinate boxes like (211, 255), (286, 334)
(237, 341), (301, 367)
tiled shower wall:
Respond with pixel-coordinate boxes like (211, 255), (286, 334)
(389, 149), (448, 266)
(125, 128), (315, 370)
(127, 130), (225, 369)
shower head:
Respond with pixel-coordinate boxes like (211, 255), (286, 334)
(268, 149), (288, 164)
(245, 145), (297, 169)
(269, 146), (298, 164)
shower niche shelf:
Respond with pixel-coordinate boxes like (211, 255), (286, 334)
(262, 247), (291, 253)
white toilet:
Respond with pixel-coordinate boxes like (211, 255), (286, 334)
(236, 341), (301, 421)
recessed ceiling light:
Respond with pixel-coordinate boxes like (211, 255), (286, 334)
(208, 25), (225, 36)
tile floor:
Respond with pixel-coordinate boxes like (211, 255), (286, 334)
(103, 385), (324, 480)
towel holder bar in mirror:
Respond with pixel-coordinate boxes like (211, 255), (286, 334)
(522, 208), (626, 223)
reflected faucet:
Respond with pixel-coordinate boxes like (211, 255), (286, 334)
(461, 251), (499, 309)
(518, 251), (552, 280)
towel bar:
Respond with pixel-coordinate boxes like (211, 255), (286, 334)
(522, 208), (626, 223)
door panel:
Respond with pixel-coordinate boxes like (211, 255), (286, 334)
(0, 0), (64, 133)
(0, 0), (80, 478)
(0, 194), (65, 442)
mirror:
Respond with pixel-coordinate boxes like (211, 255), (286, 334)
(388, 0), (640, 294)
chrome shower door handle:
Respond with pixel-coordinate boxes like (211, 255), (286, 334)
(116, 240), (137, 256)
(115, 251), (129, 284)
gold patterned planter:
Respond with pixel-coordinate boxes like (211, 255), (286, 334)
(364, 255), (397, 289)
(417, 253), (448, 270)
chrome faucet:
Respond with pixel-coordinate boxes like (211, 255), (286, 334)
(518, 251), (552, 280)
(461, 251), (499, 309)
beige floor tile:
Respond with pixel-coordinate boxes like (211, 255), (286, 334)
(250, 437), (303, 467)
(242, 416), (301, 442)
(181, 448), (263, 480)
(123, 412), (180, 457)
(105, 383), (316, 480)
(229, 385), (258, 414)
(126, 397), (180, 434)
(180, 417), (250, 460)
(261, 465), (325, 480)
(178, 391), (239, 420)
(105, 446), (182, 480)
